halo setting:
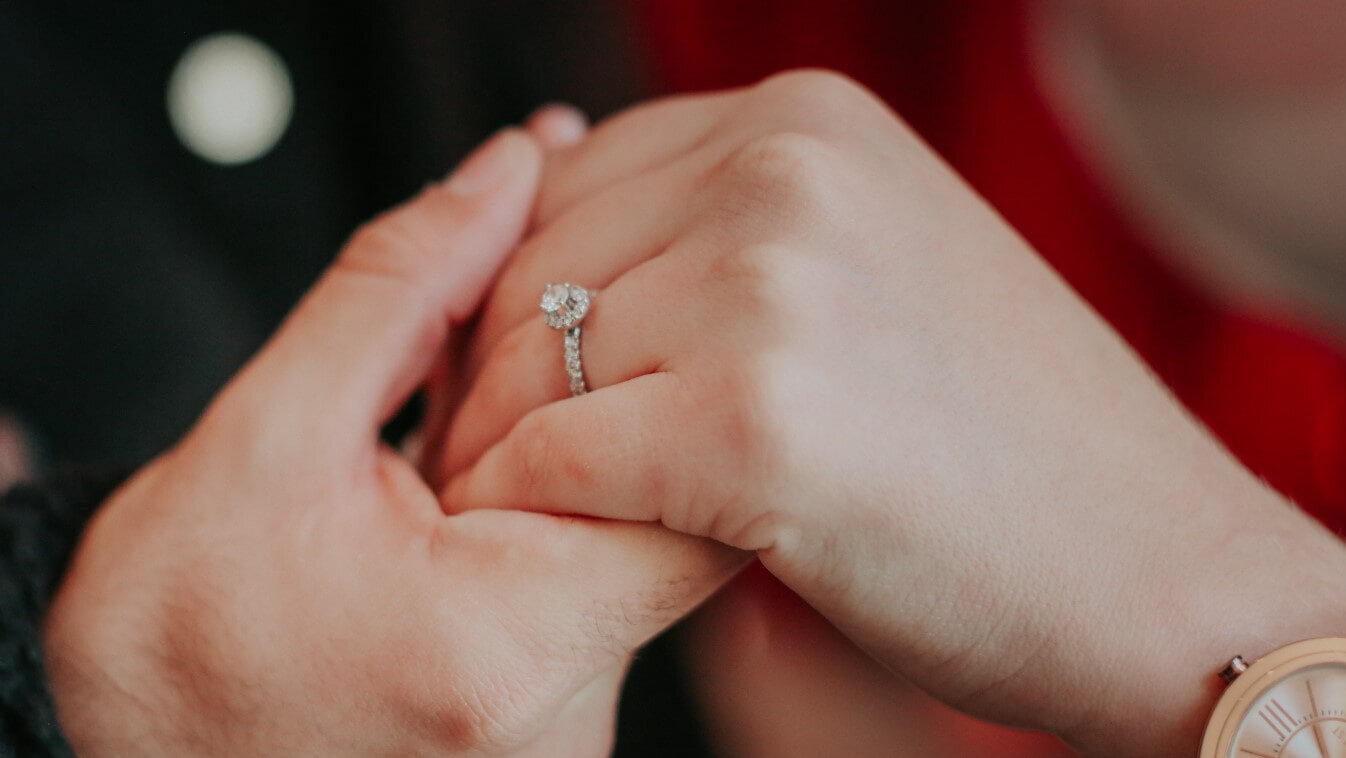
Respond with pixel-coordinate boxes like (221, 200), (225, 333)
(540, 283), (592, 330)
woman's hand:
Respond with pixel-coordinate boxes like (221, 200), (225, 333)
(440, 71), (1346, 757)
(43, 129), (742, 758)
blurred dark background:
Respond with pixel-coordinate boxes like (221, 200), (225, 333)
(0, 0), (651, 469)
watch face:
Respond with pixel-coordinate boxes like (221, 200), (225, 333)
(1203, 640), (1346, 758)
(1231, 663), (1346, 757)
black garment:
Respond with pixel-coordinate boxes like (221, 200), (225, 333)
(1, 2), (714, 754)
(0, 472), (126, 758)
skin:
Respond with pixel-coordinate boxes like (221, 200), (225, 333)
(43, 126), (743, 757)
(439, 71), (1346, 758)
(681, 564), (1072, 756)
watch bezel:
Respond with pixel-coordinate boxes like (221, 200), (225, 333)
(1201, 637), (1346, 758)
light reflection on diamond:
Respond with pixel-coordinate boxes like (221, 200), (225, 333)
(540, 282), (592, 329)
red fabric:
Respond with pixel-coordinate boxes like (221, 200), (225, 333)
(625, 0), (1346, 527)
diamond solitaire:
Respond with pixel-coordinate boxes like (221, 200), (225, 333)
(540, 283), (593, 330)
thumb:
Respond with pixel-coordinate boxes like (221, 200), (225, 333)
(228, 130), (542, 446)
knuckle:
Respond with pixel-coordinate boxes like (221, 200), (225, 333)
(738, 68), (910, 162)
(339, 184), (467, 284)
(715, 132), (840, 225)
(704, 243), (775, 299)
(722, 131), (832, 190)
(339, 213), (429, 285)
(707, 244), (815, 330)
(755, 67), (880, 117)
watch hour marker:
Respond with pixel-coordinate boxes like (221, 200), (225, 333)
(1307, 680), (1331, 758)
(1260, 710), (1286, 739)
(1259, 699), (1296, 739)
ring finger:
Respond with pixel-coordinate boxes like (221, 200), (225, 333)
(467, 142), (722, 374)
(440, 244), (709, 480)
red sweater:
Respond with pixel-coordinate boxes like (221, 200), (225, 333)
(627, 0), (1346, 529)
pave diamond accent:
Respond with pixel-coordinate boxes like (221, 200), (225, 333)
(563, 326), (586, 396)
(540, 283), (592, 330)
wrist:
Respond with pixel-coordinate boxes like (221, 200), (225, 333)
(1066, 486), (1346, 758)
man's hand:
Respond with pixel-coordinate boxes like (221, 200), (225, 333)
(43, 128), (742, 758)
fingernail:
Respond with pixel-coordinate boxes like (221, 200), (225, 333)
(445, 130), (527, 195)
(528, 103), (588, 148)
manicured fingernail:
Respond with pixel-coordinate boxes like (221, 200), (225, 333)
(445, 130), (528, 195)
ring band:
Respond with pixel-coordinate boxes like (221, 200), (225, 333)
(541, 283), (596, 396)
(563, 326), (586, 396)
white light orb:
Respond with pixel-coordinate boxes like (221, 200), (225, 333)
(166, 32), (293, 165)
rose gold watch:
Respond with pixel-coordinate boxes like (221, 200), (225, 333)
(1201, 638), (1346, 757)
